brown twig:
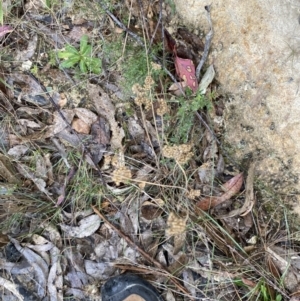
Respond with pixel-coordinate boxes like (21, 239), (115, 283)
(195, 111), (220, 145)
(114, 264), (169, 277)
(92, 206), (194, 300)
(196, 5), (214, 80)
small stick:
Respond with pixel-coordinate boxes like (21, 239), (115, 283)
(92, 206), (194, 300)
(195, 111), (220, 145)
(114, 264), (169, 277)
(196, 5), (214, 80)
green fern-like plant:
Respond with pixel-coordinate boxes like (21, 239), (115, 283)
(168, 91), (212, 144)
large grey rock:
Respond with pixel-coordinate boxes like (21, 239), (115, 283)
(174, 0), (300, 207)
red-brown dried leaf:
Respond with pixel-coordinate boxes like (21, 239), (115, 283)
(267, 256), (281, 279)
(221, 173), (244, 200)
(164, 28), (198, 92)
(174, 55), (198, 92)
(195, 196), (222, 211)
(241, 278), (256, 288)
(195, 173), (243, 211)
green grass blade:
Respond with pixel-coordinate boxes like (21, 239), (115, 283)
(0, 0), (3, 26)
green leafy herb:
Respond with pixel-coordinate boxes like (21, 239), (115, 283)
(58, 35), (101, 74)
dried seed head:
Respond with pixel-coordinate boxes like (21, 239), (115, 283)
(162, 144), (193, 164)
(151, 62), (161, 71)
(156, 98), (168, 116)
(144, 75), (154, 91)
(132, 83), (144, 95)
(186, 189), (201, 199)
(112, 165), (132, 186)
(166, 212), (187, 236)
(134, 95), (152, 110)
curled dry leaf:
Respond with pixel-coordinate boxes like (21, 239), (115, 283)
(221, 172), (244, 196)
(84, 260), (115, 280)
(15, 34), (38, 61)
(195, 196), (222, 211)
(65, 269), (91, 289)
(17, 163), (50, 195)
(46, 110), (75, 137)
(182, 269), (197, 297)
(240, 278), (256, 288)
(71, 118), (90, 134)
(127, 117), (145, 142)
(266, 255), (281, 280)
(141, 201), (163, 220)
(7, 145), (29, 159)
(266, 246), (300, 292)
(18, 119), (41, 129)
(196, 173), (243, 211)
(168, 81), (187, 96)
(10, 237), (48, 298)
(48, 246), (63, 301)
(57, 128), (81, 147)
(88, 84), (124, 150)
(74, 108), (97, 126)
(0, 276), (24, 301)
(216, 163), (255, 219)
(59, 214), (101, 238)
(0, 154), (21, 184)
(9, 72), (49, 106)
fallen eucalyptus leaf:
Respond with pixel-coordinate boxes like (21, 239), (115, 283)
(60, 215), (101, 238)
(199, 64), (215, 94)
(196, 173), (243, 211)
(74, 108), (97, 126)
(0, 276), (24, 301)
(7, 145), (29, 159)
(17, 163), (50, 195)
(15, 34), (37, 61)
(10, 237), (48, 298)
(89, 84), (124, 150)
(84, 260), (115, 279)
(218, 164), (255, 218)
(0, 154), (21, 184)
(168, 81), (187, 96)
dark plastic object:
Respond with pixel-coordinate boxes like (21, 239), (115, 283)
(101, 274), (164, 301)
